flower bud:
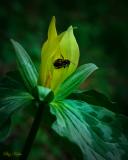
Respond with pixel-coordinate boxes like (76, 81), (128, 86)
(39, 16), (79, 91)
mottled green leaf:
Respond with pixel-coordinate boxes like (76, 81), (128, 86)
(50, 99), (128, 160)
(68, 89), (115, 111)
(54, 63), (98, 101)
(0, 91), (34, 127)
(0, 70), (35, 141)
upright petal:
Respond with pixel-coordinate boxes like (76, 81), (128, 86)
(39, 16), (58, 87)
(59, 26), (80, 78)
(48, 16), (57, 42)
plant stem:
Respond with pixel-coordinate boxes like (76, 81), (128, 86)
(20, 102), (46, 160)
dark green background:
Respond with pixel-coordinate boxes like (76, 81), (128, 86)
(0, 0), (128, 159)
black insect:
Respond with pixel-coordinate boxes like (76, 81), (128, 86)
(53, 55), (70, 69)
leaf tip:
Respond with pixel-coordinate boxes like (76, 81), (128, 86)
(10, 38), (15, 44)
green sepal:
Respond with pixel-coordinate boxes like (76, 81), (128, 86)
(37, 86), (54, 103)
(50, 99), (128, 160)
(11, 39), (38, 93)
(54, 63), (98, 101)
(68, 89), (115, 111)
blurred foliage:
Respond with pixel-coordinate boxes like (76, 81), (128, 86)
(0, 0), (128, 159)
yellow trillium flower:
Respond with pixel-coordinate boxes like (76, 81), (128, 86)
(39, 16), (79, 92)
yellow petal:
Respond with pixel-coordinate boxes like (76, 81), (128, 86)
(39, 16), (58, 86)
(42, 16), (58, 58)
(59, 26), (79, 78)
(48, 16), (57, 41)
(50, 27), (79, 91)
(49, 48), (68, 91)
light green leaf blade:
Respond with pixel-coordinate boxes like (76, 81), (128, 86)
(11, 39), (38, 92)
(54, 63), (98, 100)
(50, 100), (128, 160)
